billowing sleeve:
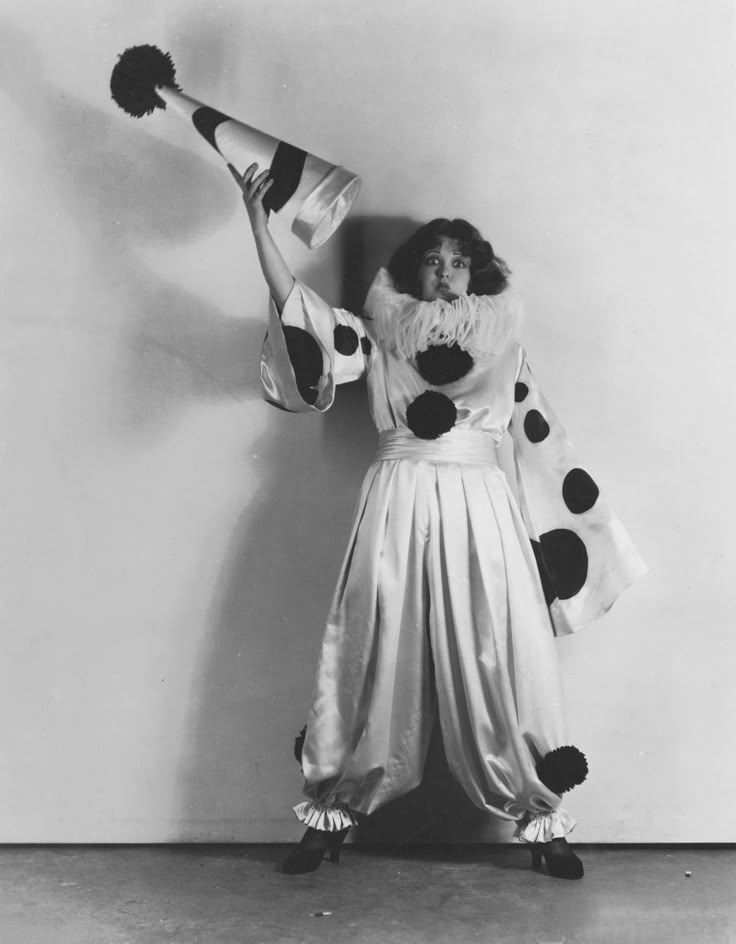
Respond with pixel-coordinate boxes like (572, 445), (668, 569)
(509, 349), (648, 636)
(260, 280), (372, 413)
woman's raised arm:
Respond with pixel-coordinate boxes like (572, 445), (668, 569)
(228, 162), (295, 312)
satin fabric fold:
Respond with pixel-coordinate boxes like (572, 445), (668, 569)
(298, 455), (571, 827)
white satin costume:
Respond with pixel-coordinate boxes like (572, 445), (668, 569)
(260, 269), (647, 843)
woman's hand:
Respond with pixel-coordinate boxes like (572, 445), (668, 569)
(228, 162), (274, 234)
(228, 162), (294, 311)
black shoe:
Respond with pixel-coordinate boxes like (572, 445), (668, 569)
(281, 827), (349, 875)
(530, 838), (584, 879)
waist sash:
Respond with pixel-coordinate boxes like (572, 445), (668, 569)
(375, 428), (499, 466)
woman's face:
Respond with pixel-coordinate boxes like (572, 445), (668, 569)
(416, 238), (471, 301)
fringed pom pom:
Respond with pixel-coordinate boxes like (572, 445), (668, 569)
(406, 390), (457, 440)
(537, 745), (589, 795)
(110, 44), (180, 117)
(293, 725), (307, 767)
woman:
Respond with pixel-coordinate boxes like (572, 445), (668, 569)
(230, 163), (647, 880)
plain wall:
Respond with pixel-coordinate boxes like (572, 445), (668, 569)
(0, 0), (733, 842)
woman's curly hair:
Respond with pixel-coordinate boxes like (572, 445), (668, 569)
(387, 218), (510, 298)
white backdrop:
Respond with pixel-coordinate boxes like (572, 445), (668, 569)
(0, 0), (733, 842)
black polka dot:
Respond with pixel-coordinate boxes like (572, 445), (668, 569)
(539, 529), (588, 600)
(360, 336), (373, 356)
(515, 382), (529, 402)
(562, 468), (600, 514)
(416, 343), (474, 385)
(406, 391), (457, 439)
(334, 324), (359, 356)
(283, 326), (322, 405)
(531, 540), (557, 605)
(524, 409), (550, 443)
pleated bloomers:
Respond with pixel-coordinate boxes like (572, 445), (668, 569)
(260, 270), (647, 840)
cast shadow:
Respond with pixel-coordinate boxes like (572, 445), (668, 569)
(173, 215), (407, 835)
(178, 213), (506, 845)
(352, 719), (511, 847)
(0, 19), (264, 442)
(3, 19), (508, 845)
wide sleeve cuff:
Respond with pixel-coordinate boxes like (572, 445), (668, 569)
(514, 808), (577, 844)
(510, 349), (649, 635)
(292, 800), (360, 832)
(260, 281), (371, 413)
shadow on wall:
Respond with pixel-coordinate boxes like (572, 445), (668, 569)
(0, 19), (264, 442)
(1, 13), (509, 838)
(177, 213), (508, 843)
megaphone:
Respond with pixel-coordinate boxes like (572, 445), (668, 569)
(110, 45), (361, 249)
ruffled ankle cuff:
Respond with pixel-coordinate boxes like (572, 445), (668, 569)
(293, 800), (359, 832)
(514, 808), (577, 844)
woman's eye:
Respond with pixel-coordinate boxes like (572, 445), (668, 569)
(423, 256), (439, 267)
(454, 259), (468, 268)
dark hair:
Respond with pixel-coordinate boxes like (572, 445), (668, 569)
(387, 218), (510, 298)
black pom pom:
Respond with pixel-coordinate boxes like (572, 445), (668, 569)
(110, 45), (180, 117)
(406, 390), (457, 439)
(294, 725), (307, 767)
(537, 746), (589, 795)
(416, 343), (474, 385)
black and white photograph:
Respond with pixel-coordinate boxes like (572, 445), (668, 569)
(0, 1), (733, 941)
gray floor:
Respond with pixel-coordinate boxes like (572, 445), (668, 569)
(0, 845), (733, 944)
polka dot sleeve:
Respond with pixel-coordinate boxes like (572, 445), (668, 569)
(260, 280), (372, 413)
(509, 349), (648, 635)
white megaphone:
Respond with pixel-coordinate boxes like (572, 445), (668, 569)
(110, 45), (361, 249)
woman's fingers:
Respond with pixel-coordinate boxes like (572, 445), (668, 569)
(227, 162), (260, 193)
(249, 168), (272, 195)
(228, 163), (273, 202)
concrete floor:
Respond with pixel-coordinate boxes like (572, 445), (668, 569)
(0, 845), (733, 944)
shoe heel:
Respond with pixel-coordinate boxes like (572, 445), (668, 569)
(327, 828), (349, 864)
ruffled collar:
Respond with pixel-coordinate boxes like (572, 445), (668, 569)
(363, 267), (523, 359)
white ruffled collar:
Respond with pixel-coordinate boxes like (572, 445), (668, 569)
(363, 267), (523, 359)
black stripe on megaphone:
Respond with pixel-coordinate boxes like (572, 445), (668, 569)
(265, 142), (307, 213)
(192, 107), (307, 214)
(192, 105), (230, 149)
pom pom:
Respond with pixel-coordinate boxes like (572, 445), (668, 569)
(416, 343), (474, 385)
(536, 745), (589, 795)
(110, 44), (180, 117)
(294, 725), (307, 767)
(406, 390), (457, 439)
